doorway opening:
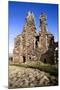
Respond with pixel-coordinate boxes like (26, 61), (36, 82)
(44, 58), (46, 63)
(23, 56), (26, 63)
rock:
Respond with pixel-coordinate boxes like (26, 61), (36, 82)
(8, 66), (58, 88)
(39, 76), (50, 86)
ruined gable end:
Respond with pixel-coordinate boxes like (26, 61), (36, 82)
(13, 12), (57, 64)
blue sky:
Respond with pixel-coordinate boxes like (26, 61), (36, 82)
(8, 1), (58, 53)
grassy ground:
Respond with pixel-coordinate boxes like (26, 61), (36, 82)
(10, 62), (58, 77)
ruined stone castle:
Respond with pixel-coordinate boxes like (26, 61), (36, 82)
(13, 12), (58, 64)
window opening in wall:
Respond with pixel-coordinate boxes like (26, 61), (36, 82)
(29, 57), (31, 59)
(35, 40), (38, 48)
(36, 36), (39, 41)
(35, 36), (39, 48)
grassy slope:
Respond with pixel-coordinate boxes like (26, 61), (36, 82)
(10, 62), (58, 77)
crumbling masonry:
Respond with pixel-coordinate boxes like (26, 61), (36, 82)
(13, 12), (58, 64)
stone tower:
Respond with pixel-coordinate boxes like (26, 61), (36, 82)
(40, 13), (47, 32)
(39, 13), (48, 50)
(22, 11), (36, 61)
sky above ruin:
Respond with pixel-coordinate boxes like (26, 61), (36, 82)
(8, 1), (58, 54)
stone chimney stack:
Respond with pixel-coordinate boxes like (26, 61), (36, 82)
(39, 13), (47, 33)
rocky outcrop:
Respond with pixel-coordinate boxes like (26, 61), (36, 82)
(8, 66), (58, 88)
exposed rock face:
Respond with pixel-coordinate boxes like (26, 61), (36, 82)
(8, 66), (58, 88)
(13, 12), (58, 64)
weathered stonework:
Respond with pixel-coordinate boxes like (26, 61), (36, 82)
(13, 12), (58, 64)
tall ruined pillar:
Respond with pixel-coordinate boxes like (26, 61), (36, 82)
(39, 13), (48, 50)
(22, 11), (36, 61)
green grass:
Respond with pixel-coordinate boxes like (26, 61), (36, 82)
(10, 62), (58, 77)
